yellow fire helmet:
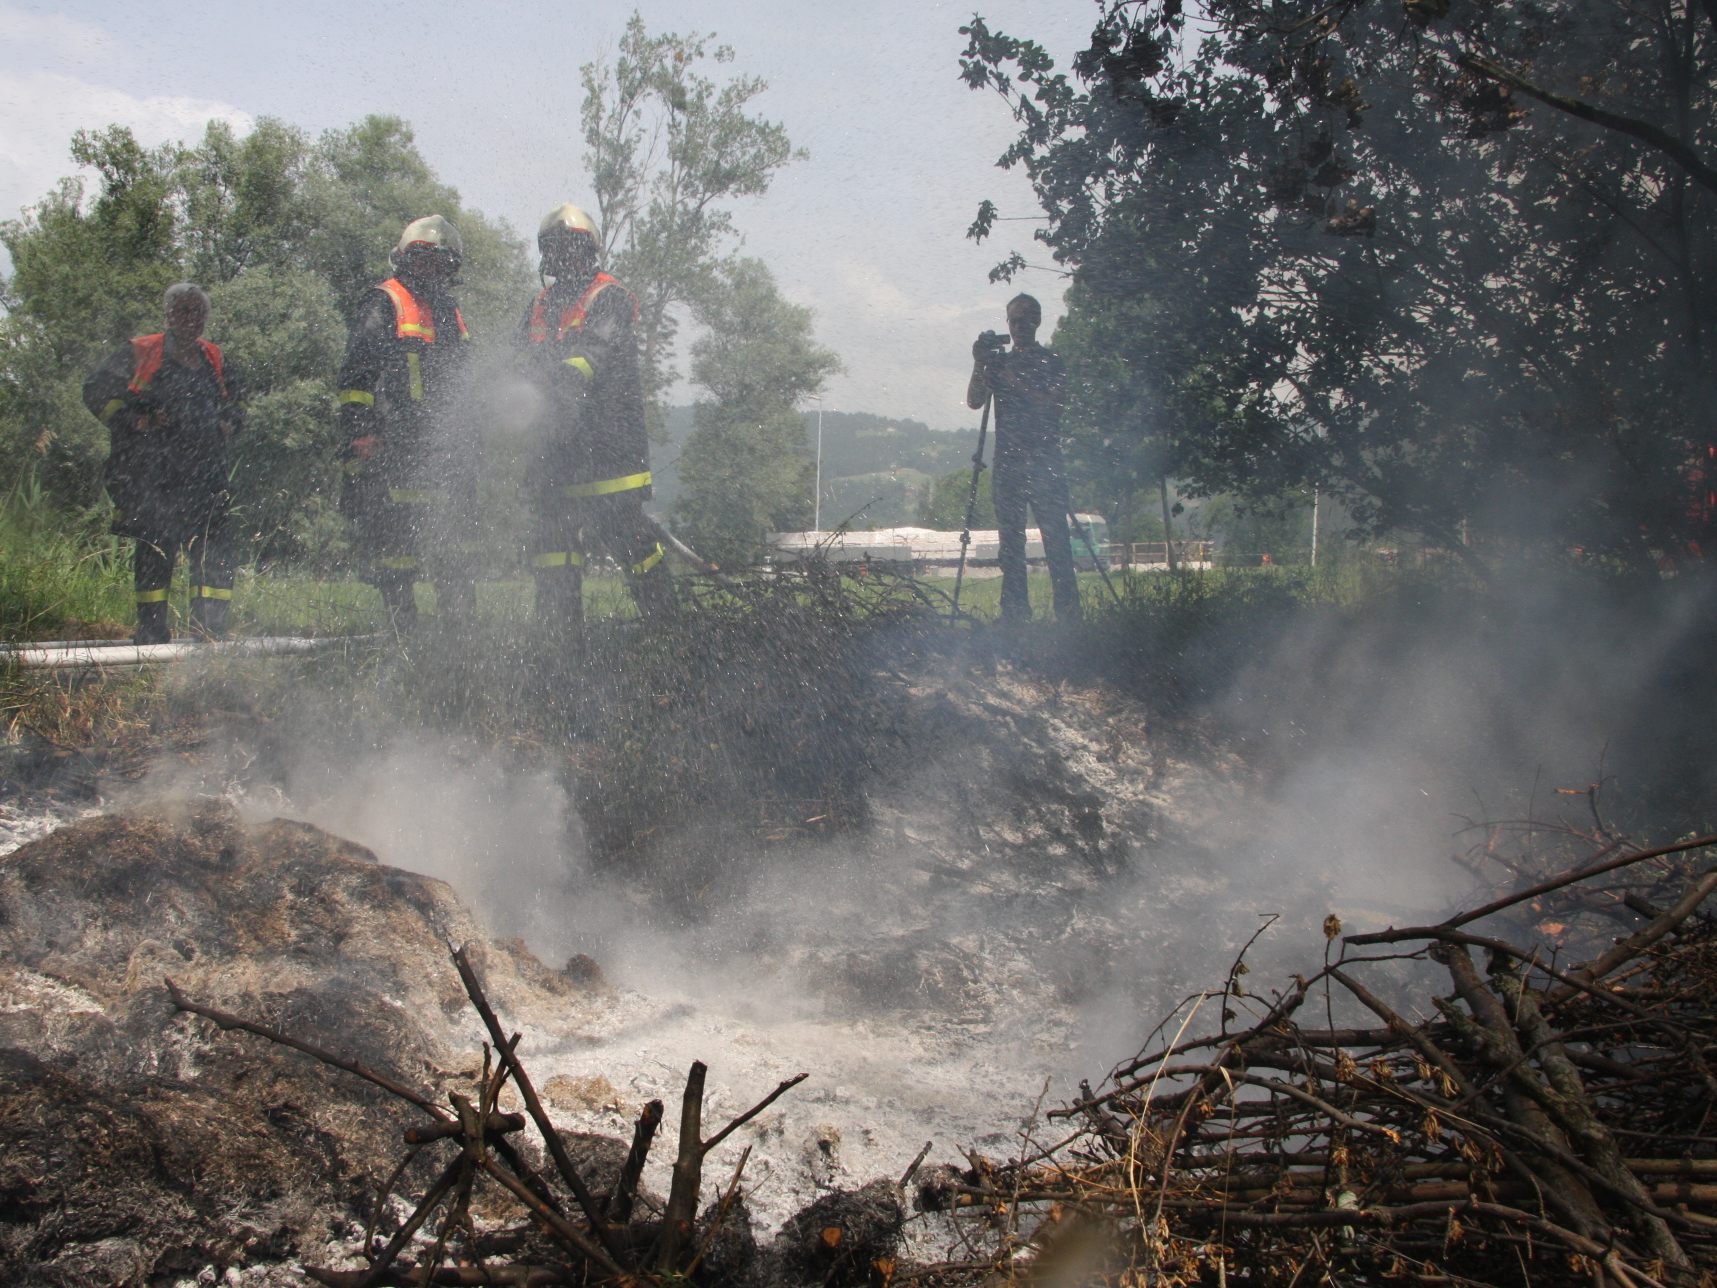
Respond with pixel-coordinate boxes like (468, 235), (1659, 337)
(393, 214), (464, 265)
(539, 203), (600, 249)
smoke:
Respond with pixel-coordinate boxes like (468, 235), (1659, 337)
(92, 560), (1713, 1223)
(261, 735), (581, 952)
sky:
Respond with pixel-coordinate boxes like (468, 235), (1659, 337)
(0, 0), (1105, 430)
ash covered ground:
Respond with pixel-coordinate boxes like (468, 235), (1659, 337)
(4, 573), (1705, 1284)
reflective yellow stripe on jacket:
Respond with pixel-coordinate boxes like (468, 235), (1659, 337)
(532, 551), (587, 569)
(560, 470), (651, 499)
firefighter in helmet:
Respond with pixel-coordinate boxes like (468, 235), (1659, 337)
(83, 282), (245, 644)
(516, 203), (676, 636)
(335, 215), (478, 627)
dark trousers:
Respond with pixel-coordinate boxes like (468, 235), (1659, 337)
(531, 490), (676, 636)
(344, 464), (479, 626)
(992, 440), (1080, 624)
(132, 515), (233, 643)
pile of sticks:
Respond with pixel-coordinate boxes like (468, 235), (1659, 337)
(569, 558), (942, 866)
(923, 827), (1717, 1286)
(168, 945), (805, 1287)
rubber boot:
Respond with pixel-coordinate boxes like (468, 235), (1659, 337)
(629, 566), (678, 622)
(533, 568), (585, 640)
(134, 601), (170, 645)
(436, 578), (477, 624)
(190, 596), (230, 642)
(378, 575), (419, 632)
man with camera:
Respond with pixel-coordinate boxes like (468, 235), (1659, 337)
(966, 293), (1080, 625)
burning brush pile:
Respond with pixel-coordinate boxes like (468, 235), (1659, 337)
(166, 947), (899, 1288)
(915, 821), (1717, 1286)
(148, 817), (1717, 1287)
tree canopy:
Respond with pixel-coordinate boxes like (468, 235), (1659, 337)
(962, 0), (1717, 572)
(1, 37), (828, 579)
(581, 13), (804, 417)
(0, 116), (531, 559)
(672, 258), (840, 561)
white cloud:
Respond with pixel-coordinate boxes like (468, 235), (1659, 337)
(798, 257), (1064, 426)
(0, 68), (251, 222)
(0, 6), (119, 63)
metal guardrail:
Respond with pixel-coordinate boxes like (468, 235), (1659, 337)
(1106, 541), (1214, 567)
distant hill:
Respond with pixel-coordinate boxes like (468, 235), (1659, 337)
(650, 407), (974, 527)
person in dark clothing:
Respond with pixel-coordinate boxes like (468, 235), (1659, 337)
(967, 293), (1080, 624)
(335, 215), (478, 628)
(515, 202), (676, 637)
(83, 282), (244, 644)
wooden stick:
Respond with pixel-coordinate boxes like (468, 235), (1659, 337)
(657, 1060), (707, 1270)
(475, 1154), (631, 1281)
(357, 1155), (465, 1288)
(449, 945), (626, 1265)
(166, 977), (448, 1119)
(405, 1112), (526, 1145)
(702, 1072), (808, 1153)
(608, 1099), (663, 1223)
(684, 1145), (752, 1276)
(1344, 833), (1717, 945)
(900, 1140), (935, 1188)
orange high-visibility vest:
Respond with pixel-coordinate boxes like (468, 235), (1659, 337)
(128, 333), (227, 397)
(377, 278), (468, 344)
(526, 273), (638, 344)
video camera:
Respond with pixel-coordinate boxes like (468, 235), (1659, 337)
(974, 329), (1010, 366)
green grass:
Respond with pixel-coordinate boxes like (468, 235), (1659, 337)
(915, 558), (1392, 623)
(0, 510), (133, 639)
(236, 571), (647, 637)
(0, 525), (1392, 644)
(0, 492), (661, 643)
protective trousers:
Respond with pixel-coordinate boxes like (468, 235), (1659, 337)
(131, 516), (234, 644)
(344, 465), (480, 628)
(992, 441), (1080, 625)
(531, 486), (676, 637)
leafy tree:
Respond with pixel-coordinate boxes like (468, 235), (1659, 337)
(0, 115), (532, 561)
(207, 267), (346, 561)
(581, 13), (804, 411)
(0, 128), (183, 506)
(961, 0), (1717, 573)
(177, 118), (317, 285)
(672, 259), (839, 561)
(918, 466), (996, 531)
(299, 115), (529, 337)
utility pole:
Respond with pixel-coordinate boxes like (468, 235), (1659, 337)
(1160, 475), (1179, 572)
(1311, 485), (1320, 568)
(811, 395), (824, 532)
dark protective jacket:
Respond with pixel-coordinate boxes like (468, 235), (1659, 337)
(516, 272), (650, 493)
(335, 276), (471, 492)
(980, 342), (1067, 459)
(968, 338), (1079, 622)
(83, 332), (244, 542)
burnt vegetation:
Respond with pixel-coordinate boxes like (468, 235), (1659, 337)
(916, 823), (1717, 1287)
